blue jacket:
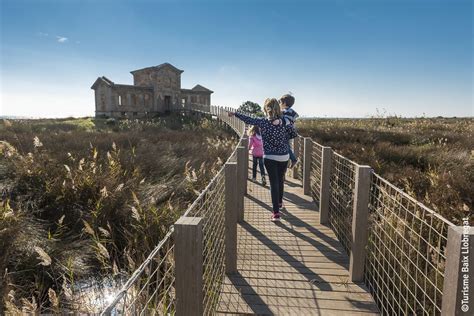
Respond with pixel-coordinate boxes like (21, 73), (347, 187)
(235, 112), (298, 156)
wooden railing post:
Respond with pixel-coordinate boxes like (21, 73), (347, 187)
(174, 216), (204, 316)
(292, 138), (301, 179)
(349, 165), (372, 282)
(319, 147), (332, 225)
(303, 138), (312, 195)
(236, 146), (246, 222)
(225, 162), (238, 274)
(441, 225), (474, 315)
(241, 136), (249, 195)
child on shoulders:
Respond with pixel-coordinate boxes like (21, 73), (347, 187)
(273, 94), (299, 168)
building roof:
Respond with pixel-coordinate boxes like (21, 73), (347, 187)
(130, 63), (184, 75)
(91, 76), (114, 89)
(192, 84), (214, 94)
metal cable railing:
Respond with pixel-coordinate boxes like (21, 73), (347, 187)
(309, 141), (323, 203)
(327, 152), (357, 256)
(365, 173), (454, 315)
(101, 104), (244, 315)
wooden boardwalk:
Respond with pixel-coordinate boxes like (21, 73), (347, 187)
(217, 170), (380, 315)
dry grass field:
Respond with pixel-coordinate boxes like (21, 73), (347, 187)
(0, 114), (237, 312)
(297, 117), (473, 225)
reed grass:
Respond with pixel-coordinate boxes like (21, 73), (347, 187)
(0, 114), (237, 313)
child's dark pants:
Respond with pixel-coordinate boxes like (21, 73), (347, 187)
(252, 156), (265, 179)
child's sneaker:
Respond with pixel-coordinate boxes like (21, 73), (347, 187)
(271, 212), (281, 222)
(261, 176), (266, 186)
(279, 203), (286, 212)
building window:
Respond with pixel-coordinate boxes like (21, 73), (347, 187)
(182, 98), (186, 107)
(118, 95), (122, 106)
(132, 94), (137, 106)
(191, 96), (197, 103)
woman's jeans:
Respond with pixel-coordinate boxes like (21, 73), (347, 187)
(252, 156), (265, 179)
(264, 159), (289, 213)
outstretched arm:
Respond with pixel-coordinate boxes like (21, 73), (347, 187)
(230, 112), (265, 127)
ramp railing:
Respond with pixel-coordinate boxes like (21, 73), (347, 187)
(296, 136), (464, 315)
(101, 104), (245, 315)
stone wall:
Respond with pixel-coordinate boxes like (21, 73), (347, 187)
(181, 90), (211, 106)
(94, 83), (113, 112)
(95, 85), (154, 118)
(152, 68), (181, 112)
(133, 68), (182, 112)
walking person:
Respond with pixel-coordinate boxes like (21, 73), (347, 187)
(228, 98), (298, 221)
(248, 125), (267, 186)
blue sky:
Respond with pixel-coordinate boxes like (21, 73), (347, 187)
(1, 0), (472, 118)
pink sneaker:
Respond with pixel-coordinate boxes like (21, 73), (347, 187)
(271, 212), (281, 222)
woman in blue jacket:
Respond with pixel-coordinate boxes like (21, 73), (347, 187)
(229, 98), (298, 221)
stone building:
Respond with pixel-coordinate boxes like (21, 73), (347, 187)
(91, 63), (213, 118)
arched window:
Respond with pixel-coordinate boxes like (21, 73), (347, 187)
(118, 95), (122, 106)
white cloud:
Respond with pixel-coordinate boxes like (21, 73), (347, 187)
(56, 36), (68, 43)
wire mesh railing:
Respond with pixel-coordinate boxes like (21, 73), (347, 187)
(365, 173), (454, 315)
(300, 137), (456, 314)
(100, 228), (175, 315)
(101, 104), (244, 315)
(182, 165), (227, 314)
(327, 152), (357, 256)
(309, 141), (323, 204)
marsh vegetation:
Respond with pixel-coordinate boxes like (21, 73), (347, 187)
(0, 114), (237, 312)
(297, 117), (473, 224)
